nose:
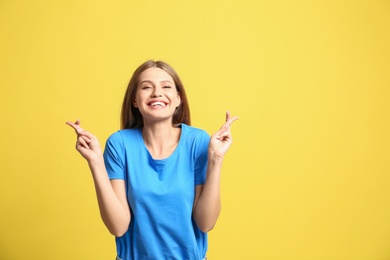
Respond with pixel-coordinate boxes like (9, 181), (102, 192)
(151, 88), (162, 98)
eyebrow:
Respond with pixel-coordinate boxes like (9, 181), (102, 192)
(139, 80), (174, 85)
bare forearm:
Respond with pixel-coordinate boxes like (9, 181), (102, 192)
(193, 156), (223, 232)
(66, 121), (130, 236)
(193, 112), (238, 232)
(88, 158), (131, 237)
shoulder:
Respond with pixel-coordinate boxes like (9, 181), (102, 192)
(180, 124), (210, 149)
(107, 128), (140, 140)
(105, 128), (140, 146)
(181, 124), (209, 139)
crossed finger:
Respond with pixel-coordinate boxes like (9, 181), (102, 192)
(78, 135), (91, 149)
(223, 111), (239, 129)
(215, 112), (239, 140)
(66, 119), (85, 134)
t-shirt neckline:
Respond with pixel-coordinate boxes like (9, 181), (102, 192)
(137, 124), (185, 163)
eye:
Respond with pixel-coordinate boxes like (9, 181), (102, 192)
(141, 85), (152, 90)
(163, 85), (172, 89)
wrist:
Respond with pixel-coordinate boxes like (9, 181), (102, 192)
(88, 155), (105, 169)
(208, 152), (224, 165)
(208, 146), (224, 159)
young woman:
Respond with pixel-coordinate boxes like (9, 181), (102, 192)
(66, 60), (238, 260)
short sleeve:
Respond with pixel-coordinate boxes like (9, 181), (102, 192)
(103, 132), (126, 180)
(194, 130), (210, 186)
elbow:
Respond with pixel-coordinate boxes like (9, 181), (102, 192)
(194, 208), (221, 233)
(198, 223), (216, 233)
(103, 214), (131, 238)
(105, 219), (130, 238)
(111, 231), (126, 238)
(196, 216), (218, 233)
(109, 226), (129, 237)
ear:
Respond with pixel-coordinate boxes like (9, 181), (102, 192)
(176, 93), (181, 108)
(133, 98), (138, 108)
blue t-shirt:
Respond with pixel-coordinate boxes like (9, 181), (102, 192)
(103, 124), (209, 260)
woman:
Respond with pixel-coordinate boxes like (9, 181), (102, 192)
(66, 60), (238, 260)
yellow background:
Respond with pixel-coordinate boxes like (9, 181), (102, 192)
(1, 1), (389, 259)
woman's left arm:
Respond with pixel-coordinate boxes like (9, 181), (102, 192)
(193, 112), (239, 232)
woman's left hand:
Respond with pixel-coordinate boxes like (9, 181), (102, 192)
(209, 111), (239, 160)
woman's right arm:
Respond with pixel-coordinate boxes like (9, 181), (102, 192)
(66, 120), (131, 237)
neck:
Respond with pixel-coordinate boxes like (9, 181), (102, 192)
(141, 121), (181, 159)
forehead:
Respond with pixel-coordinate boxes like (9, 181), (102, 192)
(139, 67), (174, 83)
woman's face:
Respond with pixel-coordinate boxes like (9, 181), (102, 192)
(133, 67), (181, 124)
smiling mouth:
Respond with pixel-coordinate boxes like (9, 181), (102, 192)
(148, 101), (167, 107)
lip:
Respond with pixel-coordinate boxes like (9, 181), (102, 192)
(147, 99), (168, 107)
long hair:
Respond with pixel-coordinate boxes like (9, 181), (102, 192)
(121, 60), (191, 129)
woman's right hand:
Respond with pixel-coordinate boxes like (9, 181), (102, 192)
(66, 120), (131, 235)
(66, 119), (103, 163)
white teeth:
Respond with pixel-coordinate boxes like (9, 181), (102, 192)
(150, 101), (166, 107)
